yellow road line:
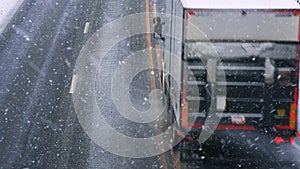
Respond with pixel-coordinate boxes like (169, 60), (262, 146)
(146, 0), (156, 92)
(152, 2), (181, 168)
(146, 0), (168, 169)
(153, 3), (157, 17)
(172, 150), (181, 169)
(152, 1), (181, 169)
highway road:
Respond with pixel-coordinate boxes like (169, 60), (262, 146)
(0, 0), (300, 169)
(0, 0), (169, 168)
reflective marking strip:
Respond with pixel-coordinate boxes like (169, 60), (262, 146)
(290, 103), (297, 130)
(290, 109), (297, 121)
(181, 103), (189, 127)
(83, 22), (90, 34)
(291, 104), (297, 112)
(290, 120), (296, 130)
(69, 75), (78, 94)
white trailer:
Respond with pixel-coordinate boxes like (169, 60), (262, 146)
(162, 0), (300, 145)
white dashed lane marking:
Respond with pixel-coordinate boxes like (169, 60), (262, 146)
(83, 22), (90, 34)
(69, 74), (78, 94)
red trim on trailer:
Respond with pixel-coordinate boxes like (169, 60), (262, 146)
(266, 10), (300, 15)
(176, 130), (193, 141)
(184, 10), (189, 41)
(275, 137), (284, 145)
(274, 125), (291, 130)
(290, 137), (295, 145)
(295, 131), (300, 137)
(275, 137), (295, 145)
(186, 123), (204, 128)
(188, 11), (195, 15)
(176, 130), (181, 136)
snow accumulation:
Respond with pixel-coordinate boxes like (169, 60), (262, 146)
(0, 0), (24, 34)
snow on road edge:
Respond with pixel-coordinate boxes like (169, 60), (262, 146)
(0, 0), (25, 34)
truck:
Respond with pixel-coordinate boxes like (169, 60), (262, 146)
(159, 0), (300, 154)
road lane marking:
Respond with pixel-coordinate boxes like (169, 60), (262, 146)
(172, 150), (181, 169)
(83, 22), (90, 34)
(153, 2), (179, 168)
(27, 61), (41, 73)
(153, 2), (157, 17)
(152, 2), (181, 168)
(146, 0), (168, 168)
(69, 74), (78, 94)
(146, 0), (156, 91)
